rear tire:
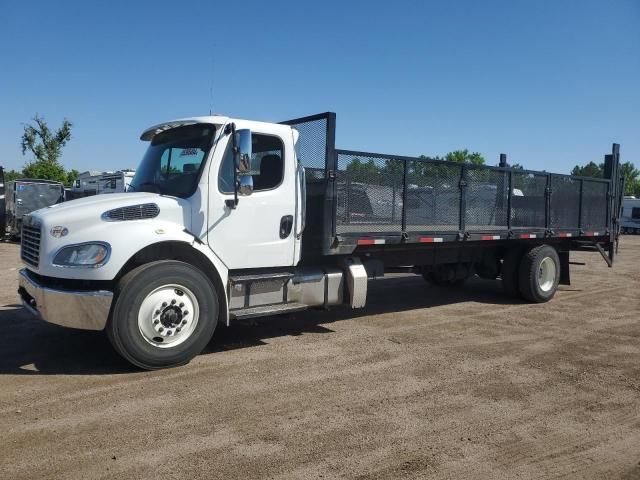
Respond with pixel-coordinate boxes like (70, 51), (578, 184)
(518, 245), (560, 303)
(107, 260), (218, 370)
(501, 248), (523, 298)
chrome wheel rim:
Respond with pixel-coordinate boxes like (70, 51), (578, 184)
(137, 284), (199, 348)
(538, 257), (556, 292)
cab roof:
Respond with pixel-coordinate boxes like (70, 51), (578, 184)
(140, 116), (229, 141)
(140, 115), (295, 142)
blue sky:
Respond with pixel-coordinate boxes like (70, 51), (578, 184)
(1, 0), (638, 174)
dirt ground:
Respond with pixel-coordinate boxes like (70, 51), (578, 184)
(1, 238), (639, 480)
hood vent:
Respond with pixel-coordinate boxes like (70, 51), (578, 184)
(102, 203), (160, 222)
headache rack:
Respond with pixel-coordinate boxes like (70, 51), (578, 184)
(281, 113), (623, 262)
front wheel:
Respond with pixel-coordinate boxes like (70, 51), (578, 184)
(107, 260), (218, 370)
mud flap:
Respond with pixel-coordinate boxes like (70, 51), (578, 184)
(559, 251), (570, 285)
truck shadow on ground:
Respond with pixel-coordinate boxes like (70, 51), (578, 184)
(0, 275), (578, 375)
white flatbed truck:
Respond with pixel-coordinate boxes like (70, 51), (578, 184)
(17, 113), (624, 369)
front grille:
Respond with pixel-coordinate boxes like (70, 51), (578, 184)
(21, 219), (42, 268)
(101, 203), (160, 222)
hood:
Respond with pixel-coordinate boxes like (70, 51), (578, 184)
(30, 192), (192, 230)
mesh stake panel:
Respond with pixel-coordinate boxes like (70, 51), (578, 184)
(581, 180), (608, 230)
(465, 167), (508, 230)
(406, 161), (461, 231)
(511, 172), (547, 228)
(281, 116), (328, 181)
(336, 153), (403, 233)
(550, 176), (580, 229)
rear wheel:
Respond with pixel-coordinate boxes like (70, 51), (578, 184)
(518, 245), (560, 303)
(107, 260), (218, 370)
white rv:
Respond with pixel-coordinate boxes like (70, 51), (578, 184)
(621, 197), (640, 233)
(71, 170), (135, 197)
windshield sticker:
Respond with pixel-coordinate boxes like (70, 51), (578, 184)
(180, 148), (199, 156)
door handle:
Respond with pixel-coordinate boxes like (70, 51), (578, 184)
(280, 215), (293, 239)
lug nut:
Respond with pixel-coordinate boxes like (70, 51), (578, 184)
(176, 328), (182, 333)
(155, 310), (160, 316)
(171, 299), (176, 305)
(162, 302), (167, 307)
(183, 310), (189, 316)
(167, 330), (172, 335)
(153, 319), (159, 325)
(159, 327), (164, 332)
(179, 302), (184, 308)
(181, 320), (187, 325)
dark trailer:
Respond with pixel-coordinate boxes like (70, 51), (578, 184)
(5, 178), (65, 239)
(283, 113), (623, 302)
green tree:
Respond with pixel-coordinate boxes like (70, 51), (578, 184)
(66, 169), (80, 186)
(444, 149), (485, 165)
(20, 114), (74, 184)
(3, 169), (22, 182)
(571, 161), (603, 178)
(381, 159), (403, 178)
(345, 157), (381, 183)
(22, 160), (67, 182)
(21, 114), (72, 164)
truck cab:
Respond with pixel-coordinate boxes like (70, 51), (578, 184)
(17, 115), (350, 369)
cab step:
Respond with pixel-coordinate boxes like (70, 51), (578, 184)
(229, 302), (308, 320)
(229, 271), (294, 284)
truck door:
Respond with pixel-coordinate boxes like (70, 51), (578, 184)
(207, 127), (297, 269)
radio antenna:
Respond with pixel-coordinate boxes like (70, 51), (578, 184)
(209, 56), (215, 116)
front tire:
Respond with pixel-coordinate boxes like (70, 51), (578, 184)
(518, 245), (560, 303)
(107, 260), (218, 370)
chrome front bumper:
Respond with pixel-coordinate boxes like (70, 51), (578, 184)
(18, 269), (113, 331)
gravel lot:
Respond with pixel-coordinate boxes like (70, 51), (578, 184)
(1, 238), (639, 479)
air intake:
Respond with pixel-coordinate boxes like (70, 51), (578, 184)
(102, 203), (160, 222)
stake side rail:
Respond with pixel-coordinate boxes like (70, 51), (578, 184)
(330, 147), (613, 253)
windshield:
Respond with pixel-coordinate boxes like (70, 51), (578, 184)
(129, 124), (215, 198)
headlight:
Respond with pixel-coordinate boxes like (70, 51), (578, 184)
(53, 243), (111, 268)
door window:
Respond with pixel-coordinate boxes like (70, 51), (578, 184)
(219, 133), (284, 193)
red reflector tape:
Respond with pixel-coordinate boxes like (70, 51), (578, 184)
(558, 232), (572, 237)
(519, 234), (537, 239)
(357, 239), (385, 246)
(419, 237), (443, 243)
(480, 235), (501, 240)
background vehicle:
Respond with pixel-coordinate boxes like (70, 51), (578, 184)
(0, 166), (5, 239)
(6, 179), (64, 239)
(68, 169), (135, 199)
(17, 113), (624, 370)
(621, 197), (640, 233)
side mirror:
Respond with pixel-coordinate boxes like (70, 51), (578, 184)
(235, 129), (254, 196)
